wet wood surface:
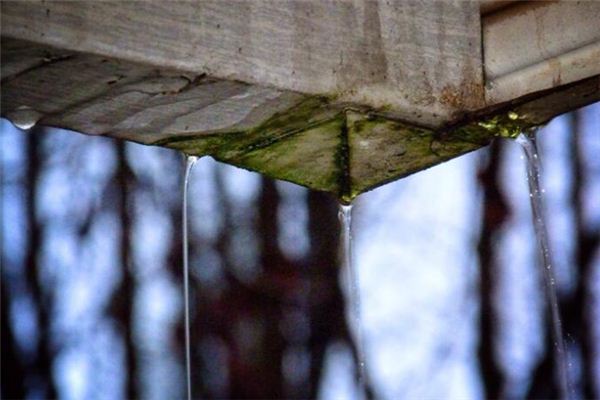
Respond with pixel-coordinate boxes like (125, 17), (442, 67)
(1, 1), (598, 199)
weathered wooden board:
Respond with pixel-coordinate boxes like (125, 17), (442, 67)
(1, 0), (484, 127)
(1, 38), (308, 143)
(483, 1), (600, 103)
(1, 1), (599, 202)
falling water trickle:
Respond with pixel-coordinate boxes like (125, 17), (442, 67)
(8, 106), (43, 131)
(183, 155), (199, 400)
(516, 133), (571, 400)
(338, 203), (368, 394)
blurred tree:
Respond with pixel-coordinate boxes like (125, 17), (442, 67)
(183, 165), (366, 399)
(527, 110), (600, 399)
(306, 190), (374, 399)
(1, 276), (27, 399)
(24, 129), (57, 399)
(477, 141), (509, 399)
(255, 177), (287, 398)
(568, 110), (599, 399)
(107, 142), (138, 399)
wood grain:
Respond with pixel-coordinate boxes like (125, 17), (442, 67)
(1, 0), (483, 127)
(1, 1), (599, 200)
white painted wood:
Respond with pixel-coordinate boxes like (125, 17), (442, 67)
(483, 1), (600, 80)
(2, 0), (598, 125)
(483, 1), (600, 103)
(486, 42), (600, 105)
(1, 0), (599, 197)
(0, 38), (307, 143)
(1, 0), (483, 128)
(479, 0), (517, 15)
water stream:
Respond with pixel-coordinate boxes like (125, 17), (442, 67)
(183, 155), (199, 400)
(515, 133), (571, 399)
(338, 204), (368, 394)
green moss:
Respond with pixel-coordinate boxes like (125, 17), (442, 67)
(151, 99), (544, 203)
(336, 117), (352, 203)
(154, 96), (335, 159)
(235, 117), (344, 193)
(346, 112), (444, 197)
(156, 130), (246, 156)
(508, 111), (519, 120)
(343, 107), (537, 199)
(474, 111), (530, 139)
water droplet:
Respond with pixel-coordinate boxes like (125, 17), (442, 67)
(7, 106), (43, 130)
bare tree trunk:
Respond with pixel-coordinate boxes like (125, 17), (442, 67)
(192, 168), (372, 398)
(1, 277), (27, 399)
(305, 191), (374, 398)
(527, 340), (558, 399)
(527, 111), (600, 399)
(565, 110), (599, 399)
(23, 128), (58, 399)
(108, 141), (138, 399)
(212, 164), (265, 399)
(306, 190), (342, 399)
(257, 177), (286, 399)
(476, 141), (509, 399)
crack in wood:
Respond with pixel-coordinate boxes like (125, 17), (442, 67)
(1, 52), (74, 85)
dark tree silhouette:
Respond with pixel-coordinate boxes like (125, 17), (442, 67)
(568, 110), (599, 399)
(256, 177), (287, 398)
(107, 142), (138, 399)
(306, 190), (346, 399)
(1, 276), (27, 399)
(23, 129), (58, 399)
(477, 141), (509, 400)
(528, 110), (600, 399)
(182, 166), (366, 399)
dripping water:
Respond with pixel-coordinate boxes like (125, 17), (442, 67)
(183, 155), (199, 400)
(516, 133), (571, 399)
(338, 203), (368, 394)
(8, 106), (43, 131)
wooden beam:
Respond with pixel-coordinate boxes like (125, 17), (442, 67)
(482, 1), (600, 103)
(1, 0), (484, 127)
(480, 0), (518, 15)
(1, 1), (599, 201)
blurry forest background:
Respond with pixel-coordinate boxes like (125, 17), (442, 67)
(1, 103), (599, 400)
